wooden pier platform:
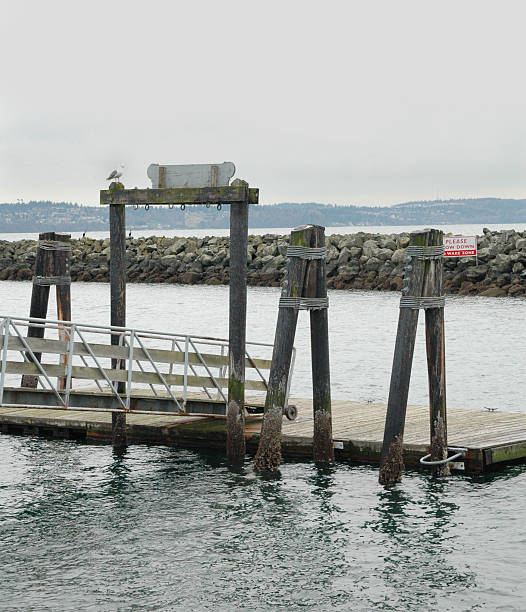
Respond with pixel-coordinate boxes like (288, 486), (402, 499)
(0, 391), (525, 472)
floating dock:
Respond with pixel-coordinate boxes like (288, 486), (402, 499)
(1, 388), (525, 472)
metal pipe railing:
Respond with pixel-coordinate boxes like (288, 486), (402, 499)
(0, 314), (282, 417)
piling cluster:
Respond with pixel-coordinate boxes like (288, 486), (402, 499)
(1, 228), (526, 296)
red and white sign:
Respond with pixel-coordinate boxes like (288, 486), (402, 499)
(444, 235), (477, 257)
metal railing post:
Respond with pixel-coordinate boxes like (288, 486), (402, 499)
(126, 331), (135, 410)
(183, 336), (189, 410)
(0, 318), (10, 405)
(63, 324), (76, 408)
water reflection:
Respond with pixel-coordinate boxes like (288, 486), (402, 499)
(367, 478), (475, 608)
(105, 448), (131, 499)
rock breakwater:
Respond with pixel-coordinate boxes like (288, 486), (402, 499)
(1, 229), (526, 297)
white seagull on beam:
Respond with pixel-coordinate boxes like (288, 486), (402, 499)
(106, 165), (124, 182)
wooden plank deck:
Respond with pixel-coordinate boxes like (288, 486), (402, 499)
(1, 395), (525, 472)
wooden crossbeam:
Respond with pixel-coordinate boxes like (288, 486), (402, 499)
(99, 186), (259, 206)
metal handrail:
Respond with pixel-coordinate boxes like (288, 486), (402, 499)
(0, 314), (273, 350)
(0, 314), (283, 416)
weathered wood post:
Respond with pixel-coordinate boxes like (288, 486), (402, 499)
(22, 232), (67, 388)
(109, 181), (127, 449)
(226, 179), (249, 465)
(54, 234), (72, 390)
(378, 230), (430, 486)
(254, 225), (314, 474)
(308, 226), (334, 466)
(423, 229), (449, 476)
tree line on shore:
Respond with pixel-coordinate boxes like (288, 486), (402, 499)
(1, 197), (526, 233)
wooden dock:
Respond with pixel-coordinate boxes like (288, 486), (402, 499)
(1, 393), (525, 472)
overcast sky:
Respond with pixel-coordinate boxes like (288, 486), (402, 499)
(1, 0), (525, 206)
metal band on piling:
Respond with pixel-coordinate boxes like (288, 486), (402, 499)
(279, 297), (329, 310)
(37, 240), (72, 251)
(286, 246), (327, 260)
(32, 275), (71, 286)
(405, 245), (444, 260)
(399, 296), (445, 309)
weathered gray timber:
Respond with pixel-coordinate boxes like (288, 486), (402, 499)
(21, 232), (63, 388)
(308, 226), (334, 466)
(109, 182), (127, 448)
(147, 162), (236, 188)
(379, 230), (430, 486)
(100, 185), (259, 206)
(54, 234), (72, 391)
(254, 225), (315, 474)
(423, 229), (449, 476)
(226, 179), (249, 466)
(100, 170), (260, 460)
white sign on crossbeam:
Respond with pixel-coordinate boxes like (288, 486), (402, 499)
(147, 162), (236, 189)
(444, 235), (477, 257)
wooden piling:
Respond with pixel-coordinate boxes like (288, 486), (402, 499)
(423, 229), (449, 476)
(226, 180), (249, 466)
(254, 225), (314, 474)
(54, 234), (72, 391)
(21, 232), (56, 388)
(109, 182), (127, 448)
(378, 230), (430, 486)
(307, 226), (334, 466)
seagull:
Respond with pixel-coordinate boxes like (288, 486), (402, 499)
(106, 165), (124, 182)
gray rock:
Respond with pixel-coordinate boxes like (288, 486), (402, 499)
(376, 248), (394, 261)
(349, 246), (362, 259)
(379, 237), (397, 250)
(364, 257), (382, 271)
(337, 264), (359, 279)
(160, 255), (179, 266)
(337, 247), (350, 264)
(362, 239), (379, 258)
(494, 253), (512, 273)
(391, 249), (406, 264)
(465, 265), (488, 281)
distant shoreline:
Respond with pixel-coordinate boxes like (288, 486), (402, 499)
(1, 197), (525, 234)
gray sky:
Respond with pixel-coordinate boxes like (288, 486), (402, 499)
(1, 0), (525, 206)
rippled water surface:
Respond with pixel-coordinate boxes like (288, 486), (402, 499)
(1, 439), (525, 611)
(1, 281), (526, 610)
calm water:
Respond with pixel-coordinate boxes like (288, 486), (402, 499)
(1, 222), (524, 242)
(1, 282), (526, 610)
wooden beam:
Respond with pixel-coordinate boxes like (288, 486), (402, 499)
(100, 186), (259, 206)
(424, 229), (449, 476)
(54, 233), (72, 391)
(307, 226), (334, 466)
(21, 232), (55, 388)
(226, 180), (249, 466)
(254, 225), (315, 474)
(109, 182), (127, 448)
(378, 230), (430, 486)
